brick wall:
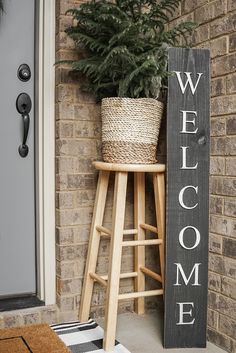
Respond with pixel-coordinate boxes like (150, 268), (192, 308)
(55, 0), (164, 321)
(55, 0), (236, 351)
(55, 0), (163, 323)
(170, 1), (236, 352)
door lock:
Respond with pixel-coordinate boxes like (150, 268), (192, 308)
(16, 93), (32, 158)
(17, 64), (31, 82)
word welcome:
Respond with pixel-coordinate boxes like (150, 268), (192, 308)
(173, 70), (203, 326)
(165, 47), (209, 349)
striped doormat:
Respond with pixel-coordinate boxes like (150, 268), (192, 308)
(51, 319), (131, 353)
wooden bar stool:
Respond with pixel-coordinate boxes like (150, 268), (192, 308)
(79, 161), (165, 352)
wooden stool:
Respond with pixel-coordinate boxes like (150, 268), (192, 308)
(79, 162), (165, 351)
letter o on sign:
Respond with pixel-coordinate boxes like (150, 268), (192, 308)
(179, 226), (200, 250)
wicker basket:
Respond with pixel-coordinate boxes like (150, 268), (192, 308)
(101, 97), (163, 164)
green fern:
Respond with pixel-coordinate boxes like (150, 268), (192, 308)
(60, 0), (197, 100)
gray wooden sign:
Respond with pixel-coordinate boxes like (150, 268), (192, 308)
(164, 48), (210, 348)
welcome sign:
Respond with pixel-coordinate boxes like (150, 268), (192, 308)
(164, 48), (210, 348)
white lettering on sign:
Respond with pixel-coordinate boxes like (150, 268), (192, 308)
(181, 147), (198, 169)
(172, 64), (206, 329)
(174, 71), (203, 95)
(179, 186), (198, 209)
(174, 263), (201, 286)
(180, 110), (198, 134)
(176, 302), (195, 325)
(179, 226), (201, 250)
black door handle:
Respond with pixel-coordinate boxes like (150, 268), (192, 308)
(19, 113), (30, 157)
(16, 93), (32, 158)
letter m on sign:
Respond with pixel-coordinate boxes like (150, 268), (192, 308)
(164, 48), (210, 348)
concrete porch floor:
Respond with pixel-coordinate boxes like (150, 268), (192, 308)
(98, 312), (226, 353)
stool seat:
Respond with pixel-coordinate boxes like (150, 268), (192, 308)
(93, 161), (166, 172)
(79, 161), (165, 351)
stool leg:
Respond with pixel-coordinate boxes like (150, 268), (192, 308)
(134, 172), (145, 315)
(153, 172), (165, 287)
(79, 170), (110, 322)
(103, 171), (128, 352)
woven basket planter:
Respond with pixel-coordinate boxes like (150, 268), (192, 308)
(101, 97), (163, 164)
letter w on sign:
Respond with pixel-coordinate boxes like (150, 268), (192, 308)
(164, 48), (210, 348)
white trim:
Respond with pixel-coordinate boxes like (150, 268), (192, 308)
(36, 0), (56, 305)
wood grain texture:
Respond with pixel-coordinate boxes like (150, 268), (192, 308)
(104, 171), (128, 351)
(153, 173), (166, 286)
(134, 172), (146, 314)
(79, 170), (110, 322)
(164, 48), (210, 348)
(93, 161), (165, 172)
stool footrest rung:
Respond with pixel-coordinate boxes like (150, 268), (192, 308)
(122, 239), (162, 247)
(96, 226), (138, 237)
(140, 266), (162, 283)
(140, 223), (158, 234)
(89, 273), (107, 287)
(101, 272), (138, 280)
(96, 225), (111, 236)
(123, 229), (138, 235)
(118, 289), (163, 300)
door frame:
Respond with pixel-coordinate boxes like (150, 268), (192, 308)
(35, 0), (56, 305)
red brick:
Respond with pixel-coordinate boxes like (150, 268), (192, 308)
(211, 95), (236, 115)
(211, 77), (226, 97)
(207, 328), (235, 353)
(226, 73), (236, 94)
(209, 233), (222, 254)
(224, 198), (236, 217)
(209, 253), (236, 278)
(210, 215), (236, 237)
(210, 176), (236, 196)
(210, 12), (236, 38)
(229, 33), (236, 52)
(219, 314), (236, 340)
(221, 276), (236, 300)
(211, 136), (236, 156)
(195, 0), (226, 25)
(182, 0), (207, 14)
(228, 0), (236, 12)
(210, 36), (228, 58)
(210, 156), (225, 174)
(225, 157), (236, 175)
(210, 118), (226, 136)
(212, 53), (236, 77)
(223, 238), (236, 257)
(193, 23), (209, 45)
(207, 309), (219, 329)
(210, 195), (224, 214)
(56, 121), (74, 138)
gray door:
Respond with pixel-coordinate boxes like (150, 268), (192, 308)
(0, 0), (36, 297)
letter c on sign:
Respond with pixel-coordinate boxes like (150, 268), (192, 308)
(179, 186), (198, 209)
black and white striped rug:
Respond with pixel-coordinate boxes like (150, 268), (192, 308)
(51, 319), (131, 353)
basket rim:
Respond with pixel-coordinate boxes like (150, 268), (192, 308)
(101, 97), (163, 106)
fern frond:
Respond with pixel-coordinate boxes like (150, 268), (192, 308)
(66, 30), (107, 53)
(59, 0), (197, 100)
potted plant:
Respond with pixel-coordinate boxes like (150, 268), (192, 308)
(61, 0), (196, 164)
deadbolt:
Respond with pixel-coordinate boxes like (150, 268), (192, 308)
(17, 64), (31, 82)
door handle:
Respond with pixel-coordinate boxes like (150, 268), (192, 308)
(19, 113), (30, 157)
(16, 93), (32, 158)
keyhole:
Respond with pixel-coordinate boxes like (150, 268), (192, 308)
(22, 103), (27, 112)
